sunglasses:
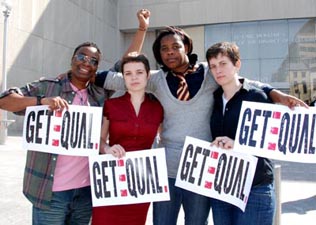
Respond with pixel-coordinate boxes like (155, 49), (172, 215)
(74, 53), (99, 66)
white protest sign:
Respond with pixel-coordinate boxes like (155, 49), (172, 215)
(22, 105), (102, 156)
(89, 148), (170, 207)
(175, 136), (257, 211)
(234, 101), (316, 163)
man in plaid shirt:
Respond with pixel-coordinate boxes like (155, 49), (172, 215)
(0, 42), (107, 224)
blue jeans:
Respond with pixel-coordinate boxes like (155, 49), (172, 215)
(211, 183), (276, 225)
(153, 178), (211, 225)
(32, 186), (92, 225)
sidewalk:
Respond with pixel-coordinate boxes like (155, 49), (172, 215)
(0, 136), (315, 225)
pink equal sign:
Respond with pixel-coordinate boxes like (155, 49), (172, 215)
(120, 189), (128, 197)
(208, 166), (216, 174)
(52, 139), (59, 147)
(118, 159), (124, 167)
(268, 142), (276, 151)
(119, 174), (126, 182)
(204, 181), (213, 189)
(272, 111), (281, 119)
(55, 110), (63, 117)
(270, 127), (279, 135)
(210, 151), (219, 159)
(54, 125), (61, 132)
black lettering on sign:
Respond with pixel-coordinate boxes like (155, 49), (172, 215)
(180, 144), (193, 181)
(126, 156), (162, 198)
(92, 161), (101, 198)
(153, 156), (163, 193)
(223, 156), (237, 194)
(126, 158), (137, 198)
(61, 111), (70, 149)
(92, 160), (117, 199)
(60, 111), (94, 150)
(214, 153), (227, 194)
(145, 156), (156, 194)
(260, 110), (272, 148)
(230, 159), (249, 200)
(35, 110), (45, 144)
(278, 112), (290, 155)
(309, 114), (316, 154)
(78, 112), (87, 149)
(296, 114), (309, 154)
(135, 158), (146, 195)
(198, 148), (211, 186)
(248, 109), (262, 147)
(87, 114), (93, 149)
(239, 108), (273, 149)
(26, 111), (36, 143)
(238, 108), (252, 146)
(188, 146), (202, 183)
(69, 112), (80, 149)
(279, 113), (316, 155)
(45, 110), (53, 145)
(109, 160), (117, 197)
(180, 144), (211, 186)
(214, 153), (251, 200)
(25, 109), (52, 144)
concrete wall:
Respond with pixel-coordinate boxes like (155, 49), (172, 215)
(118, 0), (316, 29)
(118, 0), (316, 65)
(0, 0), (122, 134)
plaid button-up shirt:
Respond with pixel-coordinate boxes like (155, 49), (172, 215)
(1, 72), (108, 209)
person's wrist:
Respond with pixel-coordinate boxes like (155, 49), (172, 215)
(103, 144), (111, 154)
(138, 26), (147, 31)
(36, 95), (45, 105)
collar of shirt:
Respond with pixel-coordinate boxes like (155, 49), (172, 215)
(69, 82), (88, 106)
(166, 63), (205, 98)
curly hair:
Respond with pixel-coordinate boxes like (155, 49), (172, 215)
(152, 26), (194, 69)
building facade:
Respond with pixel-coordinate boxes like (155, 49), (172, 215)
(1, 0), (316, 133)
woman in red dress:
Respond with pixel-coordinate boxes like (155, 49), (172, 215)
(91, 53), (163, 225)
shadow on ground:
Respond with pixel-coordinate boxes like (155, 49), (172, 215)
(282, 195), (316, 214)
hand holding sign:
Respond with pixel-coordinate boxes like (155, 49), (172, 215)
(41, 96), (69, 111)
(103, 144), (126, 158)
(212, 136), (235, 149)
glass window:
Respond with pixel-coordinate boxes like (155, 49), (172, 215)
(259, 20), (288, 59)
(261, 58), (288, 83)
(204, 23), (232, 49)
(232, 22), (259, 59)
(205, 18), (316, 104)
(239, 59), (260, 81)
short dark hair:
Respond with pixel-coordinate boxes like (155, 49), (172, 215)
(72, 42), (101, 58)
(152, 26), (193, 68)
(205, 42), (240, 66)
(120, 53), (150, 74)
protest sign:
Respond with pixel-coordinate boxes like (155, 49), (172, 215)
(235, 101), (316, 163)
(22, 105), (102, 156)
(89, 148), (170, 207)
(176, 136), (257, 211)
